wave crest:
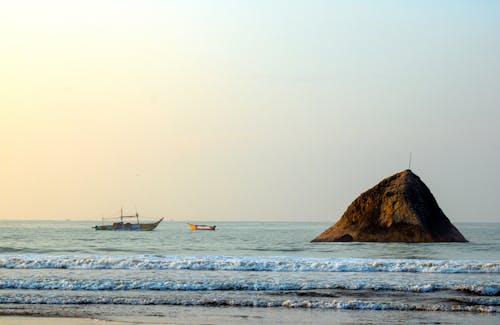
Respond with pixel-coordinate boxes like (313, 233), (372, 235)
(0, 255), (498, 273)
(0, 294), (496, 312)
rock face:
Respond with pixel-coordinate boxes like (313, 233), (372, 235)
(312, 170), (467, 243)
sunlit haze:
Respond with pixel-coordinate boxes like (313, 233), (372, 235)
(1, 1), (499, 222)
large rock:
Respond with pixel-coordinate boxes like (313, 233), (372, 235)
(312, 170), (467, 242)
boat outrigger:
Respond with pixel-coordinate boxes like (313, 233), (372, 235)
(188, 223), (216, 231)
(93, 210), (163, 231)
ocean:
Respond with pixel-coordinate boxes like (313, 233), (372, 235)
(0, 221), (498, 324)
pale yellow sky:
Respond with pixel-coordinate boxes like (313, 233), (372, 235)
(1, 1), (499, 222)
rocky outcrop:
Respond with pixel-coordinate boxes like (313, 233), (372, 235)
(312, 170), (467, 243)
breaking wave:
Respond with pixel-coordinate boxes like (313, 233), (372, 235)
(0, 255), (498, 273)
(0, 294), (495, 313)
(0, 278), (498, 295)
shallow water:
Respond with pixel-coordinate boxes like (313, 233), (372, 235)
(0, 221), (499, 322)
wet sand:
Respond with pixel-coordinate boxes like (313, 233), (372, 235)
(0, 316), (115, 325)
(1, 304), (498, 325)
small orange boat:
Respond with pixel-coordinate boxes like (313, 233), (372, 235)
(188, 223), (216, 231)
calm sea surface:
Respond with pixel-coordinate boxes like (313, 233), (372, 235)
(0, 221), (499, 323)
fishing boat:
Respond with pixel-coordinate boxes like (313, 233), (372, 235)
(188, 223), (216, 231)
(93, 210), (163, 231)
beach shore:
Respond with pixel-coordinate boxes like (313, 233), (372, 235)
(0, 316), (115, 325)
(1, 305), (498, 325)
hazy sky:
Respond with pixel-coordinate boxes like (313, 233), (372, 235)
(1, 1), (499, 222)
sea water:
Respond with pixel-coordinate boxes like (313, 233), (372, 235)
(0, 221), (498, 323)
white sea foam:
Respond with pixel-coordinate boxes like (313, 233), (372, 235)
(0, 294), (495, 312)
(0, 276), (498, 295)
(0, 255), (498, 273)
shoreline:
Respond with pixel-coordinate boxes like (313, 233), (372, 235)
(0, 316), (114, 325)
(1, 305), (498, 325)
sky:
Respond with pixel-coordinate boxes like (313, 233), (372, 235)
(1, 0), (499, 222)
